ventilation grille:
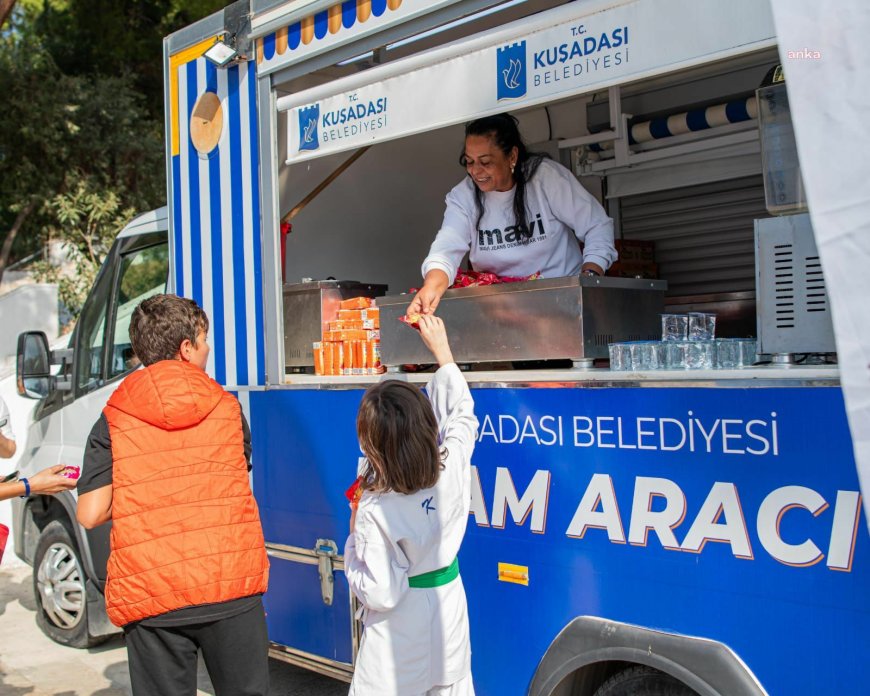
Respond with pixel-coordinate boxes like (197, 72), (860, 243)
(773, 243), (794, 328)
(805, 255), (827, 313)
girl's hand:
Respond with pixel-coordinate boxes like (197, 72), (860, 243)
(417, 315), (454, 367)
(29, 465), (78, 495)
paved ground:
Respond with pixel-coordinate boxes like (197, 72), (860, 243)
(0, 565), (349, 696)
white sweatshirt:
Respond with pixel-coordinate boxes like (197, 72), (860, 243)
(345, 364), (479, 695)
(422, 158), (616, 283)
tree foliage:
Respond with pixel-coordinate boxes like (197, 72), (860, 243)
(0, 0), (226, 317)
(31, 181), (136, 316)
(0, 27), (163, 291)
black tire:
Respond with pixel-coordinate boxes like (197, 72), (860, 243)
(32, 520), (104, 648)
(594, 665), (698, 696)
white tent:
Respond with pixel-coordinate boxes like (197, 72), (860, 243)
(769, 0), (870, 532)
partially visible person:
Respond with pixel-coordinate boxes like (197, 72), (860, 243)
(0, 465), (77, 502)
(0, 395), (16, 458)
(76, 294), (270, 696)
(408, 113), (617, 317)
(345, 315), (479, 695)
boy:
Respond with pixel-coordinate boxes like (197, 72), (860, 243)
(77, 294), (270, 696)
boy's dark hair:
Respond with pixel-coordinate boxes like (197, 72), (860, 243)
(357, 381), (443, 494)
(129, 294), (209, 366)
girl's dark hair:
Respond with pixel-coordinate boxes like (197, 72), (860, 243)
(129, 294), (209, 366)
(460, 113), (547, 239)
(356, 381), (444, 494)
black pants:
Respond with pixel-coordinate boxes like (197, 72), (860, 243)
(124, 602), (270, 696)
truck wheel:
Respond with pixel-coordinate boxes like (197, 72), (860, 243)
(594, 665), (698, 696)
(32, 520), (101, 648)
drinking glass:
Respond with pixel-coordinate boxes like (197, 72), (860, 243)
(688, 312), (717, 341)
(661, 314), (688, 342)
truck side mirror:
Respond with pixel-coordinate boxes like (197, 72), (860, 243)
(16, 331), (72, 399)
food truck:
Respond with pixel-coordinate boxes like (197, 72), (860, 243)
(12, 0), (869, 694)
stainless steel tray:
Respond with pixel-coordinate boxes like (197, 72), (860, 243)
(378, 275), (666, 366)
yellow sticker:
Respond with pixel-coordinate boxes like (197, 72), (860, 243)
(498, 563), (529, 586)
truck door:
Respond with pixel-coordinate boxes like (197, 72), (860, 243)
(60, 231), (169, 587)
(26, 223), (168, 647)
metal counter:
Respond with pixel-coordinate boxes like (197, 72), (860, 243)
(378, 275), (666, 367)
(280, 365), (840, 390)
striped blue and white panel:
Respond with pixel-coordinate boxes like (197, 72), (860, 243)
(168, 56), (265, 387)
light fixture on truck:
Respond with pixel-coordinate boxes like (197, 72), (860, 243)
(204, 39), (239, 68)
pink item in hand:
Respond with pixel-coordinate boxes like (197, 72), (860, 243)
(60, 465), (80, 480)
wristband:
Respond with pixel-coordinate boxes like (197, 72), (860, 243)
(20, 477), (30, 498)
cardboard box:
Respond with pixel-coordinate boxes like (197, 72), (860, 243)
(323, 329), (379, 342)
(614, 239), (655, 263)
(313, 342), (325, 375)
(328, 319), (378, 331)
(339, 296), (375, 310)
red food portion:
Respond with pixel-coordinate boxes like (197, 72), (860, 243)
(345, 476), (364, 505)
(409, 270), (541, 294)
(398, 313), (422, 330)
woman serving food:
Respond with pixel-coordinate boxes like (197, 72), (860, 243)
(407, 113), (617, 317)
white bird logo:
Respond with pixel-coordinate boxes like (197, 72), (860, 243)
(502, 58), (522, 90)
(302, 117), (317, 144)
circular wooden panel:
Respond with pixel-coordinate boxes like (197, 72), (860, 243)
(189, 92), (223, 155)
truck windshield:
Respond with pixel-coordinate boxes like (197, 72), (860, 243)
(75, 240), (169, 395)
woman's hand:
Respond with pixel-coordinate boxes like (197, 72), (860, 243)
(29, 465), (78, 495)
(417, 315), (454, 367)
(407, 269), (449, 317)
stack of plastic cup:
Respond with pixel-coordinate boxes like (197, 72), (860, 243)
(688, 312), (717, 341)
(630, 341), (665, 370)
(661, 314), (689, 342)
(608, 343), (632, 371)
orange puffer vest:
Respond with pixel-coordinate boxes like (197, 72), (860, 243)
(103, 360), (269, 626)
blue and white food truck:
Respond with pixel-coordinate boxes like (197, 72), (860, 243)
(13, 1), (869, 694)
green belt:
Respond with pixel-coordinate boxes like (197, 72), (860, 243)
(408, 558), (459, 588)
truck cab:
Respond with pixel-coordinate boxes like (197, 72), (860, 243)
(14, 208), (168, 647)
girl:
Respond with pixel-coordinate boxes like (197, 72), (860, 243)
(345, 314), (478, 696)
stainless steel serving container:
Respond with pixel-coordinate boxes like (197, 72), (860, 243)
(283, 280), (387, 368)
(378, 275), (666, 366)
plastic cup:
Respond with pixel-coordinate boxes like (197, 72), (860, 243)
(664, 342), (688, 369)
(685, 341), (715, 369)
(630, 341), (665, 370)
(661, 314), (688, 342)
(688, 312), (717, 341)
(715, 339), (741, 369)
(739, 339), (758, 367)
(608, 343), (632, 371)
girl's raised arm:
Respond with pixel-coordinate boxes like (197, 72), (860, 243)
(417, 315), (479, 460)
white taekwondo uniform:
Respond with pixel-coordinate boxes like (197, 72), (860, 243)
(345, 364), (478, 696)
